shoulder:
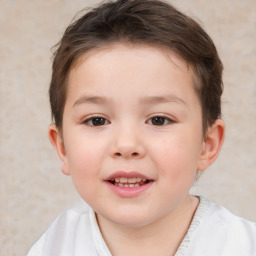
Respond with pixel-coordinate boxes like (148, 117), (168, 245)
(207, 198), (256, 236)
(40, 206), (92, 240)
(189, 197), (256, 256)
(27, 205), (98, 256)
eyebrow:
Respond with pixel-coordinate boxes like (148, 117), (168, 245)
(73, 94), (186, 107)
(139, 95), (186, 105)
(73, 96), (110, 107)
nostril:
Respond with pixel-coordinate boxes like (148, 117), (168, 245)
(114, 152), (139, 157)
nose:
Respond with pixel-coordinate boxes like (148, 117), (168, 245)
(110, 125), (146, 159)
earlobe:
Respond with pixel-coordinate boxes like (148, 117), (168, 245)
(48, 124), (70, 175)
(198, 119), (225, 171)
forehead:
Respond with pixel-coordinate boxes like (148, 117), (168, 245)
(72, 43), (190, 73)
(66, 43), (197, 103)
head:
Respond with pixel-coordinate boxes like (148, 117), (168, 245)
(48, 0), (225, 227)
(49, 0), (223, 135)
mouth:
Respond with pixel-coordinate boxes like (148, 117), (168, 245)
(108, 177), (151, 188)
(105, 171), (154, 197)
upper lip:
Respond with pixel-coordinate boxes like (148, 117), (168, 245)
(105, 171), (152, 181)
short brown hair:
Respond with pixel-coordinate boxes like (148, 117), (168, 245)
(49, 0), (223, 133)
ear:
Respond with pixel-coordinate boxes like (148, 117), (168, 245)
(197, 119), (225, 171)
(48, 124), (70, 175)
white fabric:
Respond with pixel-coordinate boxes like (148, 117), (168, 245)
(27, 197), (256, 256)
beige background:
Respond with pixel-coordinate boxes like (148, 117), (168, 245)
(0, 0), (255, 255)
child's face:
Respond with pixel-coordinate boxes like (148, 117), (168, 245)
(53, 43), (209, 227)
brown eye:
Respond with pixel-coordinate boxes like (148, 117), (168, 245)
(92, 118), (106, 126)
(148, 116), (172, 126)
(84, 117), (109, 126)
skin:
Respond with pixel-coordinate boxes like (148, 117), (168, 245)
(49, 43), (225, 256)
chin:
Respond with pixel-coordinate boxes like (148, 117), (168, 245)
(99, 207), (158, 228)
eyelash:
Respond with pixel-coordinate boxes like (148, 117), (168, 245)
(82, 115), (174, 127)
(146, 115), (174, 126)
(82, 116), (110, 126)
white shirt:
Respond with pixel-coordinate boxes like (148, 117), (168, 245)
(27, 197), (256, 256)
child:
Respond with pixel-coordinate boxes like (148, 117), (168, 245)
(28, 0), (256, 255)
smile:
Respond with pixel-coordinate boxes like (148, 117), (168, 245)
(105, 172), (154, 197)
(108, 177), (150, 187)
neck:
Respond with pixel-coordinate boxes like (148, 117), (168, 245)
(97, 195), (199, 256)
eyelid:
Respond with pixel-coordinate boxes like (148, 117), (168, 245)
(146, 114), (175, 125)
(82, 114), (111, 126)
(81, 113), (175, 126)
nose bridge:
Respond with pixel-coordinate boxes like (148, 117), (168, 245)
(111, 121), (145, 159)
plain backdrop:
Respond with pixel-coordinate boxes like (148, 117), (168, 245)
(0, 0), (255, 255)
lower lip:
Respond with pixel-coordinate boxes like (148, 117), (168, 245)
(105, 181), (153, 198)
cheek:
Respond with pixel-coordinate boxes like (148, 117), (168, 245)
(64, 137), (106, 204)
(151, 133), (201, 178)
(64, 135), (106, 181)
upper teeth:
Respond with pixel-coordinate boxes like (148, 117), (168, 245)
(114, 177), (145, 183)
